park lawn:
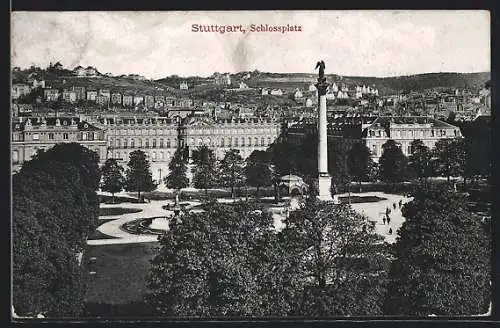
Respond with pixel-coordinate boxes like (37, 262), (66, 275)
(84, 242), (159, 305)
(99, 207), (143, 216)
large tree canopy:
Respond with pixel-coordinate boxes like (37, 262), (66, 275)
(12, 143), (100, 317)
(280, 198), (391, 316)
(385, 185), (491, 315)
(146, 201), (287, 316)
(125, 150), (156, 200)
(379, 139), (408, 183)
(165, 148), (189, 190)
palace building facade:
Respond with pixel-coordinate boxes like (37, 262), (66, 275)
(11, 117), (108, 173)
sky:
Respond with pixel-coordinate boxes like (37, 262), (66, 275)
(11, 10), (490, 79)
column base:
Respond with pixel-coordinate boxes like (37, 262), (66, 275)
(317, 174), (336, 202)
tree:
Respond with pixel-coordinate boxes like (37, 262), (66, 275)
(124, 150), (156, 200)
(191, 145), (218, 197)
(280, 198), (390, 315)
(385, 185), (491, 315)
(407, 139), (434, 184)
(433, 138), (467, 185)
(379, 140), (408, 183)
(347, 143), (372, 192)
(100, 159), (125, 203)
(218, 149), (245, 198)
(12, 144), (100, 317)
(165, 148), (189, 191)
(146, 201), (288, 316)
(245, 150), (272, 197)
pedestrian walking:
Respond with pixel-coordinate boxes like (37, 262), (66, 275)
(387, 216), (391, 225)
(382, 217), (386, 225)
(393, 202), (396, 210)
(399, 199), (402, 208)
(389, 228), (392, 234)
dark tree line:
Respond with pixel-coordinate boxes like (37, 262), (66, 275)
(13, 143), (101, 317)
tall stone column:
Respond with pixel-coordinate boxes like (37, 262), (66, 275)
(315, 73), (337, 202)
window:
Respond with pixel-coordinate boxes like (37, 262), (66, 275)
(160, 152), (164, 160)
(115, 151), (120, 158)
(153, 139), (157, 148)
(190, 138), (195, 146)
(131, 139), (135, 148)
(152, 152), (156, 160)
(431, 130), (435, 137)
(33, 133), (39, 140)
(124, 139), (128, 148)
(267, 137), (271, 145)
(372, 145), (377, 156)
(94, 132), (98, 140)
(408, 146), (411, 154)
(82, 133), (87, 140)
(160, 139), (164, 148)
(261, 137), (265, 146)
(63, 133), (68, 140)
(254, 137), (258, 146)
(248, 137), (252, 146)
(167, 139), (171, 148)
(221, 138), (225, 147)
(235, 138), (239, 146)
(48, 133), (54, 140)
(241, 137), (245, 146)
(117, 139), (121, 147)
(139, 139), (143, 147)
(145, 139), (149, 148)
(228, 137), (232, 147)
(12, 150), (18, 163)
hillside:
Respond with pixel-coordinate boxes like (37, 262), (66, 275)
(230, 71), (490, 95)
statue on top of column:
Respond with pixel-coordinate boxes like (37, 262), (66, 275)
(315, 60), (326, 81)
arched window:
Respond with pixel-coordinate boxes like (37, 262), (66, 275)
(234, 138), (239, 146)
(139, 138), (143, 148)
(145, 139), (149, 148)
(12, 150), (18, 163)
(123, 151), (128, 159)
(254, 137), (258, 146)
(241, 137), (245, 146)
(124, 139), (128, 148)
(131, 139), (135, 148)
(160, 139), (164, 148)
(261, 137), (265, 146)
(160, 152), (164, 160)
(152, 151), (156, 160)
(248, 137), (252, 146)
(167, 139), (171, 148)
(190, 137), (195, 146)
(228, 137), (232, 147)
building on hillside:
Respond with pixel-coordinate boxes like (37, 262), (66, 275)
(98, 116), (180, 181)
(213, 73), (231, 86)
(239, 81), (248, 89)
(145, 95), (155, 108)
(133, 95), (144, 106)
(178, 115), (281, 160)
(43, 88), (60, 102)
(99, 89), (111, 99)
(53, 62), (64, 70)
(11, 117), (107, 173)
(72, 86), (86, 101)
(111, 92), (123, 105)
(122, 94), (134, 107)
(31, 79), (46, 89)
(12, 84), (31, 100)
(96, 94), (110, 107)
(293, 89), (303, 100)
(363, 116), (462, 162)
(62, 90), (77, 103)
(305, 98), (314, 108)
(86, 90), (98, 102)
(85, 66), (99, 76)
(261, 88), (269, 95)
(270, 89), (283, 96)
(308, 84), (317, 92)
(331, 82), (338, 93)
(73, 66), (86, 76)
(180, 81), (189, 90)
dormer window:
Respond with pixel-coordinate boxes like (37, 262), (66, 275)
(84, 123), (89, 128)
(63, 121), (68, 126)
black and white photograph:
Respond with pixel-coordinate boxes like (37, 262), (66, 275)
(10, 10), (492, 320)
